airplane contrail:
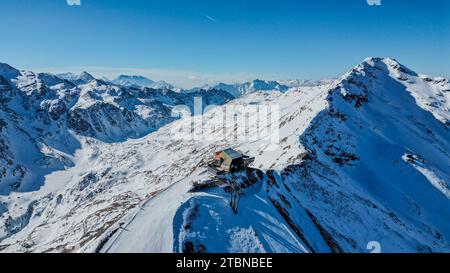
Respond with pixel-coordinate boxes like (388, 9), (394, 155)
(204, 15), (217, 23)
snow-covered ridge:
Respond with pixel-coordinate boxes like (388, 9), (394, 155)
(0, 58), (449, 253)
(293, 57), (450, 252)
(59, 69), (333, 96)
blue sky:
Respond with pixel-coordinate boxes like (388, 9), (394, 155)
(1, 0), (449, 87)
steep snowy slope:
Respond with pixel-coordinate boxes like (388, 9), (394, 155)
(285, 57), (450, 252)
(0, 65), (80, 195)
(0, 58), (448, 253)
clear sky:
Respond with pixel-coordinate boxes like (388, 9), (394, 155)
(1, 0), (449, 88)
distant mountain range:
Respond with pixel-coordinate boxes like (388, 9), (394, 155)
(57, 73), (181, 92)
(189, 79), (334, 97)
(58, 71), (334, 97)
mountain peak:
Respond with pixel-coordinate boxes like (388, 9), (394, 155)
(57, 71), (96, 85)
(359, 57), (417, 76)
(79, 71), (95, 81)
(0, 62), (16, 71)
(151, 80), (174, 90)
(0, 62), (20, 79)
(363, 56), (396, 63)
(79, 71), (93, 77)
(331, 57), (448, 124)
(248, 79), (289, 92)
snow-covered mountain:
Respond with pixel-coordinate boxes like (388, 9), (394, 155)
(110, 75), (180, 91)
(150, 80), (180, 92)
(110, 75), (155, 88)
(0, 58), (449, 253)
(191, 79), (290, 97)
(57, 72), (96, 85)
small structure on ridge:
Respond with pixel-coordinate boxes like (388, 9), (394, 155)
(208, 148), (255, 174)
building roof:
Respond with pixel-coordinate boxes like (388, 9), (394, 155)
(223, 148), (243, 160)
